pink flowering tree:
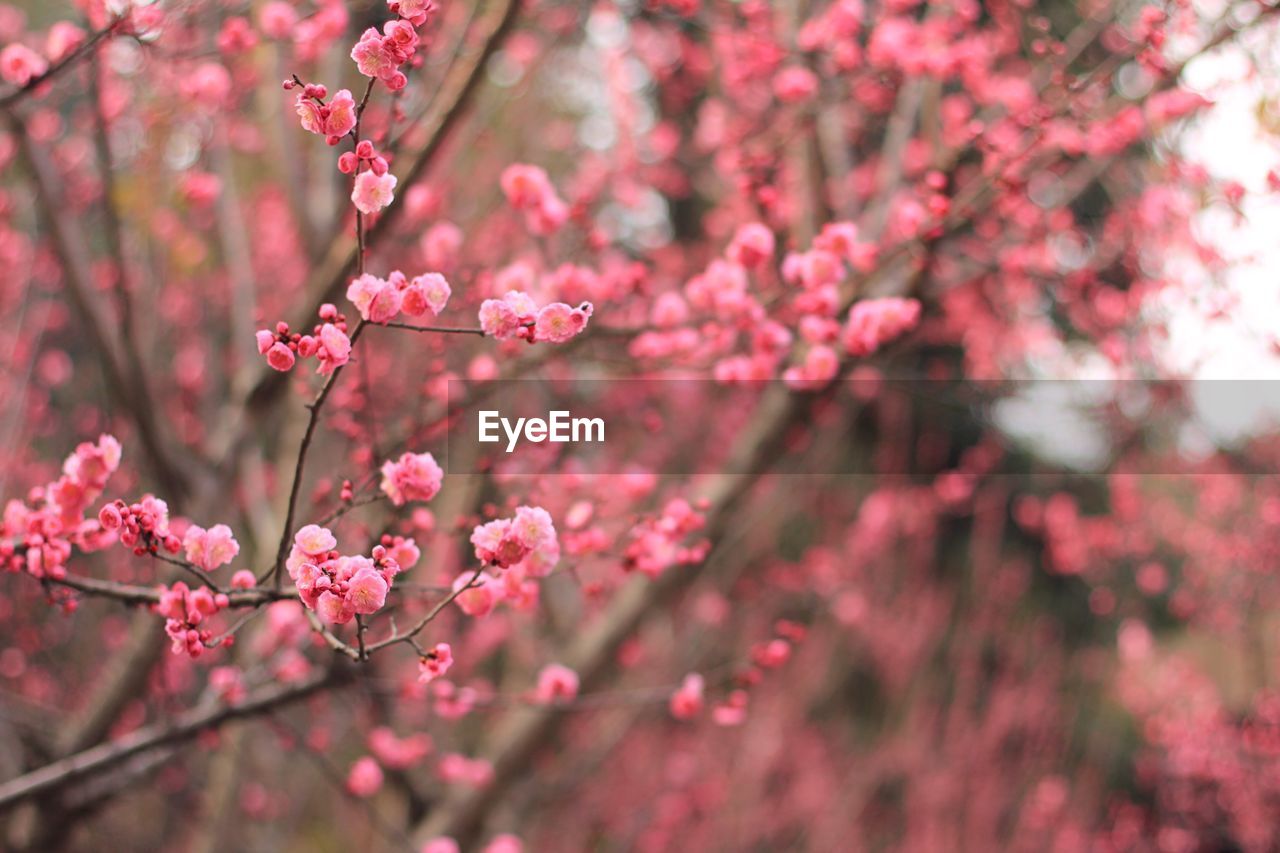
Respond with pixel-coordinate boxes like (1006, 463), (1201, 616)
(2, 0), (1280, 850)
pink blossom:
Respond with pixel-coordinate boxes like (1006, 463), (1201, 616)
(418, 642), (453, 683)
(483, 835), (524, 853)
(352, 170), (397, 215)
(295, 88), (356, 141)
(315, 323), (352, 374)
(727, 222), (776, 269)
(421, 840), (460, 853)
(453, 571), (499, 617)
(841, 297), (922, 357)
(389, 0), (437, 27)
(368, 727), (433, 769)
(266, 341), (295, 371)
(533, 302), (593, 344)
(479, 298), (521, 340)
(46, 23), (86, 62)
(183, 523), (240, 572)
(500, 164), (554, 209)
(670, 673), (704, 719)
(351, 27), (397, 80)
(380, 452), (443, 505)
(0, 44), (48, 87)
(347, 273), (403, 323)
(345, 567), (389, 615)
(403, 273), (451, 317)
(533, 663), (580, 704)
(258, 2), (299, 39)
(346, 756), (384, 797)
(774, 66), (819, 103)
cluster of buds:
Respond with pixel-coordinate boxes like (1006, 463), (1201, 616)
(255, 304), (353, 374)
(98, 495), (180, 556)
(478, 290), (594, 344)
(156, 581), (231, 657)
(470, 506), (558, 572)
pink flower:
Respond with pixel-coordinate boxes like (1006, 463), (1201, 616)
(346, 567), (389, 615)
(346, 756), (384, 797)
(421, 840), (461, 853)
(500, 164), (554, 210)
(418, 642), (453, 683)
(782, 345), (839, 391)
(0, 44), (48, 87)
(512, 506), (555, 550)
(483, 835), (524, 853)
(347, 273), (403, 323)
(230, 570), (256, 589)
(380, 452), (443, 505)
(774, 66), (819, 103)
(266, 341), (295, 371)
(352, 170), (397, 215)
(533, 302), (593, 344)
(727, 223), (776, 269)
(670, 673), (704, 719)
(453, 571), (499, 617)
(183, 523), (240, 572)
(316, 323), (352, 374)
(295, 524), (337, 556)
(533, 663), (579, 704)
(389, 0), (437, 27)
(258, 2), (299, 39)
(479, 298), (521, 340)
(46, 23), (86, 62)
(351, 27), (397, 79)
(369, 727), (433, 769)
(295, 88), (356, 141)
(403, 273), (451, 317)
(841, 297), (922, 357)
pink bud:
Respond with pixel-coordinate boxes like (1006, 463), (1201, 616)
(266, 341), (296, 371)
(337, 151), (357, 174)
(356, 139), (375, 159)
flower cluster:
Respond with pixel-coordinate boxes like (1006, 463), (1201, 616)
(1, 435), (121, 581)
(379, 451), (444, 505)
(287, 525), (415, 624)
(255, 304), (353, 374)
(347, 270), (451, 324)
(499, 164), (569, 235)
(289, 82), (356, 144)
(98, 495), (181, 556)
(351, 18), (421, 91)
(622, 498), (707, 579)
(156, 581), (231, 657)
(478, 290), (593, 344)
(470, 506), (558, 571)
(841, 297), (922, 357)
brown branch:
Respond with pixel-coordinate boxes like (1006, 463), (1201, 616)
(0, 668), (346, 812)
(3, 111), (193, 504)
(0, 18), (122, 110)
